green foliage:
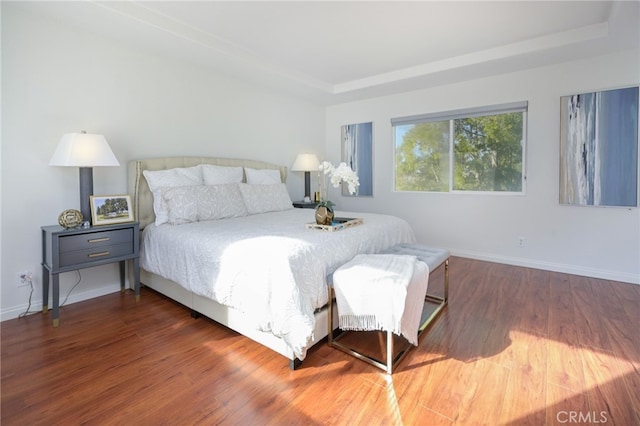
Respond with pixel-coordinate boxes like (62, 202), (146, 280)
(395, 112), (523, 192)
(454, 113), (523, 191)
(317, 199), (335, 210)
(96, 198), (129, 218)
(395, 122), (450, 191)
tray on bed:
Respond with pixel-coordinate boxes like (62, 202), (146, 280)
(306, 217), (363, 232)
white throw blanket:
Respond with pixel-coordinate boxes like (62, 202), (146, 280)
(332, 254), (429, 346)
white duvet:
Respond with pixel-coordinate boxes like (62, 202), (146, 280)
(140, 208), (415, 359)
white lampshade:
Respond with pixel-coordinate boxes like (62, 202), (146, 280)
(49, 132), (119, 167)
(291, 154), (319, 171)
(50, 131), (119, 226)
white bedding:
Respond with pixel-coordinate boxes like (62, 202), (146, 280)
(140, 208), (415, 359)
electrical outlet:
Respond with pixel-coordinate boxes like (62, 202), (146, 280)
(517, 237), (525, 248)
(18, 271), (32, 287)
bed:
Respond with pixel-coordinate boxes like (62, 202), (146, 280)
(127, 156), (416, 368)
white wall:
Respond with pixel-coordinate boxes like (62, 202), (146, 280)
(326, 50), (640, 284)
(0, 4), (325, 320)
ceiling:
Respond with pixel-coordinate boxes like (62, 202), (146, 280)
(12, 1), (640, 104)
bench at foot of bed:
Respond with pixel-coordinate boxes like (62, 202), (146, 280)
(328, 244), (450, 374)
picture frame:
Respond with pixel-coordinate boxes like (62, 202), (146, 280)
(559, 86), (639, 207)
(90, 195), (135, 225)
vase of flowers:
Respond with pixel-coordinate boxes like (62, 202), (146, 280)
(315, 161), (360, 225)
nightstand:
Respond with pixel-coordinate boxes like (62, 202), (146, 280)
(293, 201), (318, 209)
(41, 222), (140, 326)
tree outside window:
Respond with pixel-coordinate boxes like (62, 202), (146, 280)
(394, 105), (526, 193)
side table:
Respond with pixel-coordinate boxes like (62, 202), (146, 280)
(293, 201), (319, 209)
(41, 222), (140, 326)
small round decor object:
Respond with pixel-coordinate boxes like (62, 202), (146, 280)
(58, 209), (83, 229)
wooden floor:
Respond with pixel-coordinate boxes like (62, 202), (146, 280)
(2, 257), (639, 425)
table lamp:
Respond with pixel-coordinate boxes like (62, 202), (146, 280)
(49, 131), (120, 225)
(291, 154), (319, 202)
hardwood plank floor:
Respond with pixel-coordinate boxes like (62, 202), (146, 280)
(2, 257), (638, 425)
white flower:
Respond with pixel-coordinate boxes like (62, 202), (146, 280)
(320, 161), (335, 176)
(331, 162), (359, 193)
(317, 161), (360, 206)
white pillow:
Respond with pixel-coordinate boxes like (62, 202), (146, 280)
(245, 167), (281, 184)
(143, 166), (203, 226)
(162, 184), (248, 224)
(239, 183), (293, 214)
(201, 164), (243, 185)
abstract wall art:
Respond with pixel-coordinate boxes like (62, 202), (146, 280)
(341, 122), (373, 196)
(559, 86), (639, 207)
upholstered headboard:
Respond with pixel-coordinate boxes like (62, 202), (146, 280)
(127, 156), (287, 229)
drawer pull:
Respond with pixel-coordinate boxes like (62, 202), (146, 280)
(88, 251), (110, 258)
(88, 237), (110, 243)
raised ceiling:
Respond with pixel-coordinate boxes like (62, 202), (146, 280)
(12, 1), (640, 104)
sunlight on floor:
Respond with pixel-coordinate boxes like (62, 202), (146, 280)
(198, 323), (635, 424)
(384, 375), (404, 425)
(502, 330), (636, 424)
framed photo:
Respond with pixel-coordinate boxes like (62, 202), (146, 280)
(90, 195), (134, 225)
(559, 86), (639, 207)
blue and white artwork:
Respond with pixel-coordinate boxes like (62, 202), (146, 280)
(342, 122), (373, 196)
(560, 86), (639, 207)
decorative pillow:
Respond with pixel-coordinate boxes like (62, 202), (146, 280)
(162, 184), (248, 224)
(239, 183), (293, 214)
(244, 167), (281, 184)
(201, 164), (243, 185)
(143, 166), (203, 226)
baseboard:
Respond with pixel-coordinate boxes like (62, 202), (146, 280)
(451, 249), (640, 285)
(0, 283), (123, 322)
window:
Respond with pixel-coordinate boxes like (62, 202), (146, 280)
(392, 102), (527, 193)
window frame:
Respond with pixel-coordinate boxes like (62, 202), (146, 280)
(392, 101), (528, 195)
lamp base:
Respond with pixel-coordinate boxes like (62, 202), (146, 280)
(79, 167), (93, 225)
(304, 171), (311, 199)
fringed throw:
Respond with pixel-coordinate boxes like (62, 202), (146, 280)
(333, 254), (429, 345)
